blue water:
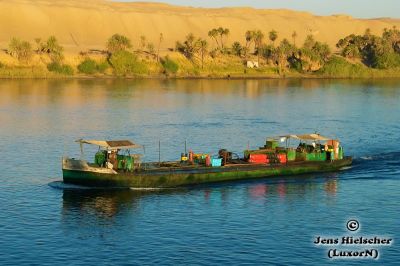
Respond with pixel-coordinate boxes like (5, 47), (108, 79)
(0, 79), (399, 265)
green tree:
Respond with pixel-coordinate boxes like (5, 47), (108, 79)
(373, 51), (400, 69)
(313, 42), (331, 62)
(106, 34), (132, 53)
(342, 44), (360, 59)
(44, 36), (64, 62)
(232, 42), (243, 56)
(299, 36), (331, 72)
(261, 44), (275, 64)
(275, 39), (295, 74)
(176, 33), (197, 60)
(269, 30), (278, 46)
(8, 38), (33, 63)
(77, 58), (98, 74)
(47, 61), (73, 75)
(161, 56), (179, 74)
(382, 26), (400, 53)
(109, 50), (147, 76)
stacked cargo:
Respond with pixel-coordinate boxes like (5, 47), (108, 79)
(277, 153), (287, 164)
(248, 154), (269, 164)
(193, 153), (208, 164)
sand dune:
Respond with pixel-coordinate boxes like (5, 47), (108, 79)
(0, 0), (399, 53)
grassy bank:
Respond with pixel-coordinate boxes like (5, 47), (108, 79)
(1, 52), (400, 79)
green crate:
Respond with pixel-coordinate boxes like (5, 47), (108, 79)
(125, 156), (133, 171)
(306, 153), (315, 161)
(265, 140), (279, 149)
(306, 152), (326, 161)
(339, 147), (344, 159)
(117, 155), (126, 170)
(287, 149), (296, 161)
(95, 151), (105, 166)
(296, 152), (306, 161)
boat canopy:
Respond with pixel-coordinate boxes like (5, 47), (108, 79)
(76, 139), (143, 150)
(272, 134), (331, 142)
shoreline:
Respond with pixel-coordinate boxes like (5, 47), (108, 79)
(2, 73), (400, 80)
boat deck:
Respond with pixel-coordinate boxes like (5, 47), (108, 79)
(119, 158), (351, 175)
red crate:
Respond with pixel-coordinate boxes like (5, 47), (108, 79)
(249, 154), (269, 164)
(277, 153), (287, 164)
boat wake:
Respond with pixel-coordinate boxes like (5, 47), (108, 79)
(48, 181), (94, 190)
(343, 151), (400, 180)
(339, 166), (353, 171)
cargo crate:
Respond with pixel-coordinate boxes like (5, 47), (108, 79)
(211, 158), (222, 167)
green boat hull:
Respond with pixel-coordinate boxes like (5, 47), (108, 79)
(63, 157), (352, 188)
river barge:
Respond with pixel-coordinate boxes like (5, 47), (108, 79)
(62, 134), (352, 188)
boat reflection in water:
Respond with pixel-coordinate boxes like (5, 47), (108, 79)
(61, 174), (339, 226)
(61, 188), (185, 221)
(244, 173), (339, 204)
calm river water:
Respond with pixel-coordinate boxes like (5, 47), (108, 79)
(0, 79), (399, 265)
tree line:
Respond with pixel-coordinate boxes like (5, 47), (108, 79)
(3, 25), (400, 76)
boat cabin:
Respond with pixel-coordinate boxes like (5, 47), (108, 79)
(245, 133), (344, 163)
(77, 139), (143, 171)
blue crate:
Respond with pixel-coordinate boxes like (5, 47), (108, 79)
(211, 158), (222, 167)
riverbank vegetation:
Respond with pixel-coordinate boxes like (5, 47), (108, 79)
(1, 26), (400, 79)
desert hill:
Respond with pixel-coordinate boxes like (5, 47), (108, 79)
(1, 0), (400, 53)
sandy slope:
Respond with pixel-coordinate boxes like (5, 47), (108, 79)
(0, 0), (399, 53)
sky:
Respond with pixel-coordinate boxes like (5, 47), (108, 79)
(118, 0), (400, 19)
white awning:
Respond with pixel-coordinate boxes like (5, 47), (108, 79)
(76, 139), (143, 150)
(275, 134), (331, 141)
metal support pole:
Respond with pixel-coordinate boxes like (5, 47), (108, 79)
(158, 140), (161, 167)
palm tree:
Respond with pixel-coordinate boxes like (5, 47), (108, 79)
(217, 27), (230, 49)
(292, 31), (297, 47)
(269, 30), (278, 46)
(276, 39), (294, 74)
(197, 39), (208, 69)
(157, 33), (164, 62)
(254, 30), (265, 63)
(208, 29), (219, 48)
(245, 30), (255, 55)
